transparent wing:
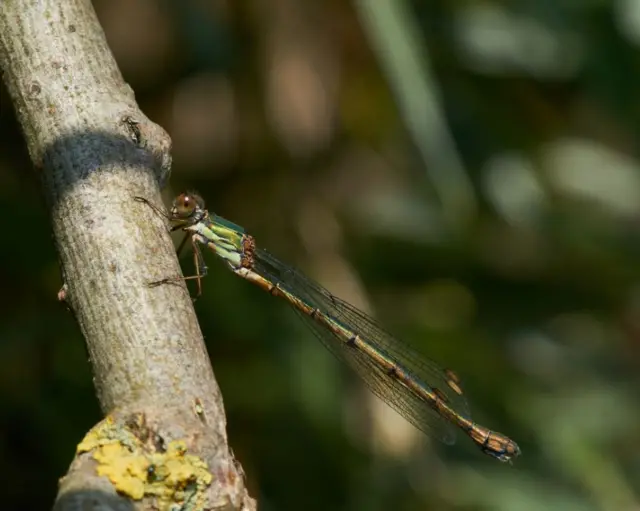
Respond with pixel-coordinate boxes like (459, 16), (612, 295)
(255, 249), (471, 445)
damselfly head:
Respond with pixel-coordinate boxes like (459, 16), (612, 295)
(170, 192), (206, 223)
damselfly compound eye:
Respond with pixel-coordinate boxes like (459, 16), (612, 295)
(172, 192), (204, 219)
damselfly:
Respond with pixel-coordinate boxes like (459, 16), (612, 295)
(134, 192), (520, 462)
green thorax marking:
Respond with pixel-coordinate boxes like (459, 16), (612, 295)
(211, 214), (245, 234)
(196, 212), (246, 268)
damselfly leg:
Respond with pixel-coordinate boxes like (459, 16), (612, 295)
(134, 195), (208, 298)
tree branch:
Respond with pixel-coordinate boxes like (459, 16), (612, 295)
(0, 1), (254, 509)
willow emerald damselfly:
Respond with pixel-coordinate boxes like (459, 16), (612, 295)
(134, 192), (520, 462)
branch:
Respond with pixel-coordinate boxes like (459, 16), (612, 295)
(0, 1), (254, 509)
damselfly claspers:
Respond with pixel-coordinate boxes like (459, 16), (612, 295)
(134, 192), (520, 462)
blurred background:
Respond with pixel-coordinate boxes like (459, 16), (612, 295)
(1, 0), (640, 509)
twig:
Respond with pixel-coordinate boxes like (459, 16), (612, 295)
(0, 1), (254, 509)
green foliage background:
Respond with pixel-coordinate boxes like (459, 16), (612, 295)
(1, 1), (639, 510)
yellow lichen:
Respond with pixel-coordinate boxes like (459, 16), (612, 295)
(94, 443), (149, 499)
(74, 416), (213, 510)
(145, 440), (214, 510)
(76, 415), (117, 453)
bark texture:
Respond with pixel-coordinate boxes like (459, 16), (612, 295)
(0, 1), (254, 509)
